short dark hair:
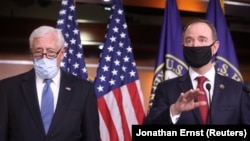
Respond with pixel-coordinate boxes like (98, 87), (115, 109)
(182, 18), (218, 41)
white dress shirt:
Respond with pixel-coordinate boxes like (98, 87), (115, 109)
(36, 70), (61, 112)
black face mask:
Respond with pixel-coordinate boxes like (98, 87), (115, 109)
(183, 42), (215, 68)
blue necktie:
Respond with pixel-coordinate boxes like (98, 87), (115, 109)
(41, 79), (54, 134)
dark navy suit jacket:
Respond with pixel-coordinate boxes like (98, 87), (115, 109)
(0, 69), (100, 141)
(144, 73), (250, 125)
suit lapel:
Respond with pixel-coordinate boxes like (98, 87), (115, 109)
(178, 73), (193, 93)
(211, 74), (225, 103)
(48, 71), (74, 133)
(209, 74), (225, 123)
(21, 69), (45, 134)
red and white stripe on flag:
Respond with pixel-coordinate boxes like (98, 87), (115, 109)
(98, 80), (145, 141)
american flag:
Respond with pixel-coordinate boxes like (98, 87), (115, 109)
(94, 0), (146, 140)
(56, 0), (88, 79)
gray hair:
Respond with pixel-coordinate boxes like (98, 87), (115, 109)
(29, 25), (65, 48)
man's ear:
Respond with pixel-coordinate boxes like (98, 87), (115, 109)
(60, 47), (65, 60)
(212, 40), (220, 55)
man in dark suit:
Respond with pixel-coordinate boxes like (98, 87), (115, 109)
(0, 26), (100, 140)
(144, 19), (250, 125)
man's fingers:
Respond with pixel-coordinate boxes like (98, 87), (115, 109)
(183, 89), (204, 101)
(193, 101), (207, 109)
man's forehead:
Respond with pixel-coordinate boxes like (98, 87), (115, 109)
(185, 23), (212, 36)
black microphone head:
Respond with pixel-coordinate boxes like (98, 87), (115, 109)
(206, 83), (211, 91)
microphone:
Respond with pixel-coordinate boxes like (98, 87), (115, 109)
(205, 83), (211, 104)
(205, 83), (212, 124)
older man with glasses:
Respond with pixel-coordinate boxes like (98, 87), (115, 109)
(0, 25), (100, 141)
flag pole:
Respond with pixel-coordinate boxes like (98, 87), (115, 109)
(220, 0), (225, 14)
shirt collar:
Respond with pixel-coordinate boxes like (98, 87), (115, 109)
(189, 67), (215, 83)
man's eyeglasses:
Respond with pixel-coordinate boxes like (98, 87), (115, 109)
(32, 48), (62, 59)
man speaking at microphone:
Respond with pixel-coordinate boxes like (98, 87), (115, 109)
(144, 19), (250, 125)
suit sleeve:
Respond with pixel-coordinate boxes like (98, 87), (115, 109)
(241, 85), (250, 124)
(143, 82), (172, 124)
(0, 80), (8, 141)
